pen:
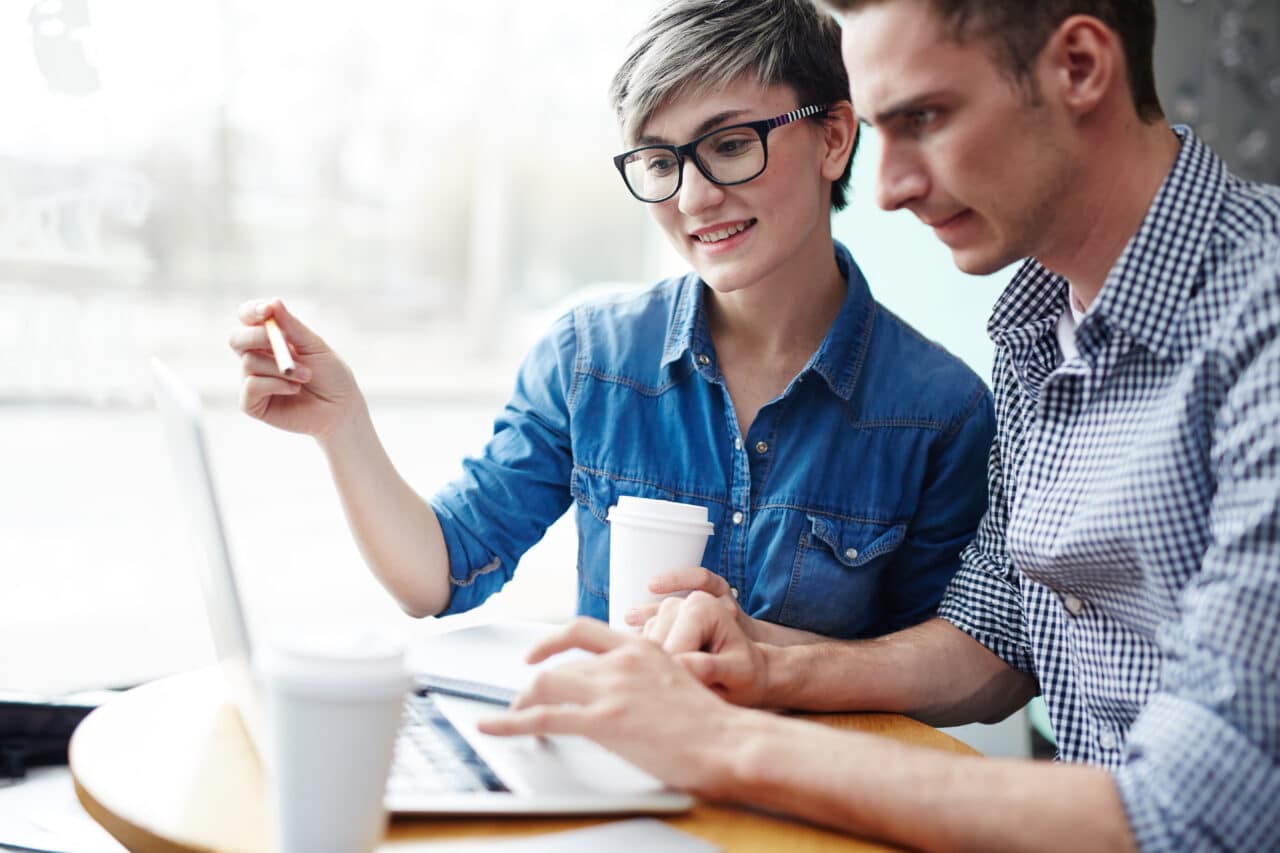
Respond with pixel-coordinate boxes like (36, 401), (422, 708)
(263, 317), (296, 376)
(417, 675), (516, 707)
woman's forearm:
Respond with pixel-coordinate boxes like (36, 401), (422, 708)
(318, 399), (452, 617)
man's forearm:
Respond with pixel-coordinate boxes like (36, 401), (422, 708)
(708, 709), (1135, 853)
(750, 618), (826, 646)
(761, 618), (1037, 726)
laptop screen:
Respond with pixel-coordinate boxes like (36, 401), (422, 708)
(150, 357), (264, 750)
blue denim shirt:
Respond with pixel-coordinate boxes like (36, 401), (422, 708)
(431, 241), (994, 638)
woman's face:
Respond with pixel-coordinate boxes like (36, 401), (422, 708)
(637, 78), (843, 295)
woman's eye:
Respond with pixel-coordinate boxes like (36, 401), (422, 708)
(646, 157), (677, 174)
(711, 134), (757, 157)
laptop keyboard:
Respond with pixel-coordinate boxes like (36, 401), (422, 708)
(387, 691), (509, 796)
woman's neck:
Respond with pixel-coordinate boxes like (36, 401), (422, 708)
(705, 242), (847, 364)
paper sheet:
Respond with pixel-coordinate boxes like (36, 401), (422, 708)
(387, 818), (720, 852)
(0, 766), (126, 853)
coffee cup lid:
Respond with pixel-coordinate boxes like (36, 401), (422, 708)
(607, 496), (713, 533)
(256, 631), (408, 698)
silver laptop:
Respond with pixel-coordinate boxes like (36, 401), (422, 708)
(149, 357), (693, 816)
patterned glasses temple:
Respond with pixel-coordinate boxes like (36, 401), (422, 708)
(766, 103), (830, 128)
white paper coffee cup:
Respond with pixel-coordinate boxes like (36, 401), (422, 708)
(256, 632), (408, 853)
(607, 496), (714, 631)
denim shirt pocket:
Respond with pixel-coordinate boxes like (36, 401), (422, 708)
(570, 467), (721, 604)
(778, 514), (907, 637)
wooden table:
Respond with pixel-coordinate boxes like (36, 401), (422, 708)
(71, 666), (977, 852)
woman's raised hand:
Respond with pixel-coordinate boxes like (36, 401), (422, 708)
(228, 298), (361, 440)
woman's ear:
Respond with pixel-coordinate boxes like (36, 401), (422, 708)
(820, 100), (858, 181)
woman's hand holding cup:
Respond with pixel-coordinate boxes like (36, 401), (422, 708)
(626, 565), (759, 641)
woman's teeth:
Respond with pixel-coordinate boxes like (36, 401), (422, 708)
(696, 220), (753, 243)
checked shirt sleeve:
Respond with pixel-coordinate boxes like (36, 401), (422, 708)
(936, 353), (1037, 675)
(1114, 263), (1280, 852)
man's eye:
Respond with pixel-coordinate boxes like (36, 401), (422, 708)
(907, 109), (939, 130)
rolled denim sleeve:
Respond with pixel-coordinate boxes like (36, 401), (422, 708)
(881, 382), (995, 632)
(430, 311), (579, 614)
(936, 355), (1038, 674)
(1113, 281), (1280, 852)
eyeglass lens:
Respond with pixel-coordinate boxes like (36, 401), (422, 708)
(621, 125), (765, 202)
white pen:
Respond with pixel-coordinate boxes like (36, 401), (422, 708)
(263, 317), (295, 376)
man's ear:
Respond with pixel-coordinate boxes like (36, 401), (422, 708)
(1040, 15), (1119, 119)
(820, 100), (858, 181)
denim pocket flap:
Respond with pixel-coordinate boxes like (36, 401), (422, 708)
(806, 515), (906, 568)
(571, 468), (621, 524)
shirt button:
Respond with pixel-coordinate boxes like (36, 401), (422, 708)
(697, 353), (710, 365)
(1098, 730), (1118, 750)
(732, 511), (744, 525)
(729, 587), (739, 599)
(755, 441), (769, 454)
(734, 437), (743, 451)
(1063, 593), (1084, 616)
(844, 547), (858, 561)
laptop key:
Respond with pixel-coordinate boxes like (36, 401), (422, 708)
(388, 692), (509, 796)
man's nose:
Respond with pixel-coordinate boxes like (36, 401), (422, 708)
(875, 142), (928, 212)
(677, 159), (725, 216)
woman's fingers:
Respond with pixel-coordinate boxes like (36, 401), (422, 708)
(240, 350), (309, 383)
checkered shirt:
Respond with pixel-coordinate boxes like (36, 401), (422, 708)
(936, 127), (1280, 852)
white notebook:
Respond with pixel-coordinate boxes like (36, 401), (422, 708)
(407, 621), (588, 705)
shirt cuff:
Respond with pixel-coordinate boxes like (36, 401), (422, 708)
(429, 493), (511, 615)
(936, 570), (1036, 674)
(1113, 693), (1280, 852)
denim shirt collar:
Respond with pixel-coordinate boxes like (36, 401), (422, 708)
(660, 240), (874, 401)
(988, 126), (1225, 366)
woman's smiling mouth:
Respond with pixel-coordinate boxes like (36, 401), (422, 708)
(692, 218), (757, 244)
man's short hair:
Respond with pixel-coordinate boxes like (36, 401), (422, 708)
(610, 0), (856, 211)
(823, 0), (1163, 122)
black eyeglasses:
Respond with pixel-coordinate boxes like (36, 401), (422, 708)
(612, 104), (830, 203)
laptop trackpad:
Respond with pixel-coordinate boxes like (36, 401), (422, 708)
(432, 695), (670, 796)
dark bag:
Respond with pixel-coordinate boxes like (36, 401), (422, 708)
(0, 689), (121, 779)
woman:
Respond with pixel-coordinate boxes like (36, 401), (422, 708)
(229, 0), (994, 643)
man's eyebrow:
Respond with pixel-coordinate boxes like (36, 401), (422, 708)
(862, 91), (947, 127)
(636, 109), (754, 146)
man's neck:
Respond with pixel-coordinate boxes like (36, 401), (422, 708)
(1042, 120), (1182, 309)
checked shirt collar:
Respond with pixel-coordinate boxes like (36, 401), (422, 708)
(987, 126), (1225, 392)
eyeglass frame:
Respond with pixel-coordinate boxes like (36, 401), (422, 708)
(612, 103), (831, 204)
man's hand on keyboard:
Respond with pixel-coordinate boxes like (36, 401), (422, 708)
(476, 617), (755, 797)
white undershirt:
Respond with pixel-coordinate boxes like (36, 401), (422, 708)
(1056, 288), (1089, 360)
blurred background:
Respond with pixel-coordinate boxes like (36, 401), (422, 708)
(2, 0), (1276, 756)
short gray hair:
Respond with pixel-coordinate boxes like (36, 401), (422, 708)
(609, 0), (855, 210)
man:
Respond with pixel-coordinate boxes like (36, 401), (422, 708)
(479, 1), (1280, 849)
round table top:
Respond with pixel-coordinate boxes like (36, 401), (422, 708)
(71, 666), (977, 853)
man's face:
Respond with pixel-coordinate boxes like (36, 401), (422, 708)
(840, 0), (1076, 274)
